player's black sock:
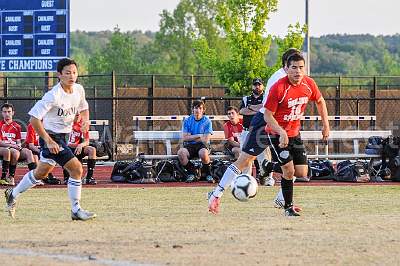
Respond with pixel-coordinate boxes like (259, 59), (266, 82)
(9, 164), (17, 177)
(63, 168), (70, 181)
(86, 159), (96, 178)
(281, 177), (294, 209)
(1, 160), (10, 179)
(202, 162), (211, 176)
(28, 162), (37, 171)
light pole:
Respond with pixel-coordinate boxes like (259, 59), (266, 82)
(305, 0), (310, 75)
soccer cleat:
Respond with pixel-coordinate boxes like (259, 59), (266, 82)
(5, 177), (15, 186)
(207, 191), (221, 215)
(0, 178), (10, 186)
(71, 209), (97, 221)
(43, 176), (61, 185)
(274, 198), (302, 212)
(284, 206), (301, 217)
(4, 188), (16, 218)
(83, 177), (97, 185)
(265, 176), (275, 186)
(274, 197), (285, 209)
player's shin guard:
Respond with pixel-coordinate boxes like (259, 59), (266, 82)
(12, 170), (38, 199)
(214, 164), (241, 197)
(86, 159), (96, 178)
(67, 177), (82, 213)
(281, 177), (294, 209)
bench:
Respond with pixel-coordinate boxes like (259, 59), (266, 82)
(133, 130), (392, 160)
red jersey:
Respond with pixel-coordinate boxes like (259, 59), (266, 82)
(223, 119), (243, 142)
(0, 120), (21, 144)
(265, 76), (321, 137)
(25, 123), (39, 146)
(68, 121), (89, 146)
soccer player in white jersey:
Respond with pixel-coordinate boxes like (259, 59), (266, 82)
(5, 58), (96, 221)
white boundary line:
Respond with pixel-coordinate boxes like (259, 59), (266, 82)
(0, 248), (155, 266)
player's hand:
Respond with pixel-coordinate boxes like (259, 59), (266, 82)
(321, 126), (330, 143)
(81, 120), (90, 133)
(46, 138), (60, 154)
(278, 132), (289, 148)
(75, 144), (83, 155)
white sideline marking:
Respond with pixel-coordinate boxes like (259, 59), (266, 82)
(0, 248), (155, 266)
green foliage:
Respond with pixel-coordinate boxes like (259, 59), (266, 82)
(88, 27), (142, 74)
(194, 0), (306, 95)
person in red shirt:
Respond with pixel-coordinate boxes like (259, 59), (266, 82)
(263, 53), (329, 216)
(223, 106), (243, 159)
(208, 53), (329, 216)
(25, 123), (60, 185)
(0, 103), (37, 186)
(63, 113), (97, 185)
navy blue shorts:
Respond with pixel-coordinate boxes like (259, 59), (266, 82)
(39, 133), (75, 167)
(241, 112), (269, 156)
(268, 134), (307, 166)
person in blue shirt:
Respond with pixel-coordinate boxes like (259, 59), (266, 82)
(177, 100), (214, 183)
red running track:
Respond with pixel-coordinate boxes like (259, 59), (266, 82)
(3, 165), (400, 189)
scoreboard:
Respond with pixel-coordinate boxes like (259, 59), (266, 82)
(0, 0), (69, 72)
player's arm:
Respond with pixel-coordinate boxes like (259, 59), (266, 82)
(315, 96), (330, 141)
(264, 110), (288, 148)
(30, 117), (59, 154)
(79, 109), (90, 133)
(224, 124), (240, 147)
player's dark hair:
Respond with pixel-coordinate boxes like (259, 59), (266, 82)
(226, 106), (239, 114)
(286, 53), (305, 67)
(1, 103), (14, 111)
(282, 48), (301, 67)
(57, 58), (78, 73)
(192, 100), (205, 110)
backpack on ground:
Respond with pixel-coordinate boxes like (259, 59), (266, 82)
(110, 160), (157, 184)
(110, 161), (131, 182)
(211, 159), (231, 183)
(365, 136), (384, 155)
(334, 160), (369, 182)
(307, 159), (335, 180)
(155, 160), (184, 182)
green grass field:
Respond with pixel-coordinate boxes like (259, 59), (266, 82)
(0, 185), (400, 266)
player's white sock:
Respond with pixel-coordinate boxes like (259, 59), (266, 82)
(12, 170), (37, 199)
(214, 164), (241, 197)
(68, 177), (82, 213)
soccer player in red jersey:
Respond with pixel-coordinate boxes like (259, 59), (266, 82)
(223, 106), (243, 159)
(0, 103), (36, 185)
(208, 53), (329, 216)
(63, 113), (97, 185)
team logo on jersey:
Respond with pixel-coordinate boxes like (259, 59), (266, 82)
(279, 150), (289, 159)
(57, 107), (77, 117)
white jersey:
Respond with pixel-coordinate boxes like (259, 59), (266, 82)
(28, 82), (89, 133)
(259, 68), (287, 114)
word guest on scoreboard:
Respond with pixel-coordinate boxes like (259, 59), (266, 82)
(0, 0), (69, 72)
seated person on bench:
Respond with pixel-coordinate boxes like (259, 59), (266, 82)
(223, 106), (243, 159)
(25, 123), (61, 185)
(63, 113), (97, 185)
(0, 103), (36, 186)
(177, 100), (214, 183)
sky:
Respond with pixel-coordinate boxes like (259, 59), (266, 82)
(70, 0), (399, 37)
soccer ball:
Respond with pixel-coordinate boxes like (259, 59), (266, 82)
(231, 174), (258, 202)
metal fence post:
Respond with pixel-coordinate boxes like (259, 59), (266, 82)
(4, 77), (8, 103)
(334, 76), (341, 153)
(370, 76), (377, 129)
(188, 75), (194, 113)
(111, 71), (116, 161)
